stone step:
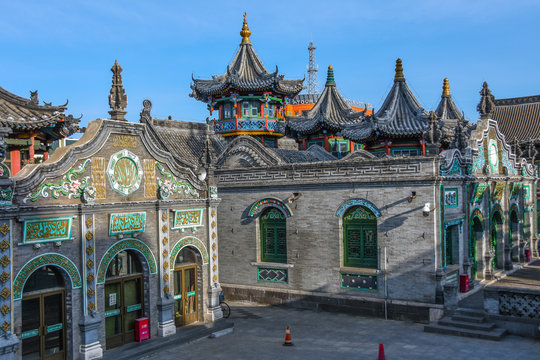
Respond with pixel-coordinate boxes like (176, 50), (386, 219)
(424, 323), (506, 341)
(438, 317), (496, 331)
(451, 314), (486, 323)
(454, 307), (487, 318)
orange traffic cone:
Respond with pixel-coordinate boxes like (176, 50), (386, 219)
(378, 344), (385, 360)
(283, 326), (294, 346)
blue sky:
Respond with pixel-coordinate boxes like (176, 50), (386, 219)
(1, 0), (539, 132)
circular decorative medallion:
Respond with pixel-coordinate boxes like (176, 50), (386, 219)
(107, 149), (143, 196)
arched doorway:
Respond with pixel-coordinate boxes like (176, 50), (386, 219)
(104, 250), (144, 349)
(509, 210), (519, 261)
(470, 215), (483, 279)
(173, 247), (200, 326)
(343, 206), (378, 268)
(21, 266), (66, 360)
(491, 210), (503, 269)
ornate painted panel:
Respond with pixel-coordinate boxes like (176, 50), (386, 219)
(144, 159), (157, 198)
(523, 185), (531, 200)
(169, 237), (209, 266)
(0, 220), (12, 333)
(159, 209), (171, 297)
(340, 273), (377, 290)
(109, 212), (146, 236)
(156, 163), (199, 199)
(248, 198), (292, 218)
(257, 268), (287, 283)
(107, 149), (143, 196)
(172, 209), (203, 230)
(336, 199), (381, 218)
(492, 183), (505, 201)
(82, 214), (97, 315)
(470, 183), (488, 203)
(0, 186), (13, 206)
(96, 239), (157, 284)
(208, 207), (219, 284)
(91, 157), (106, 199)
(13, 253), (82, 300)
(471, 143), (486, 174)
(444, 188), (458, 208)
(23, 217), (73, 244)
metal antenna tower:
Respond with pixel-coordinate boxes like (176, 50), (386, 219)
(307, 41), (319, 94)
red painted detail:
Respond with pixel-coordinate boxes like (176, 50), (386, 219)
(385, 140), (390, 156)
(29, 136), (35, 162)
(459, 274), (469, 293)
(44, 151), (49, 161)
(420, 138), (426, 156)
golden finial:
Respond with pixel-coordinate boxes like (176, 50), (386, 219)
(442, 78), (450, 96)
(240, 13), (251, 44)
(394, 58), (404, 80)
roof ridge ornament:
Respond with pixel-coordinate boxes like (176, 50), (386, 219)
(108, 59), (128, 121)
(394, 58), (404, 80)
(240, 13), (251, 44)
(477, 81), (495, 120)
(326, 65), (335, 85)
(442, 78), (450, 96)
(29, 90), (39, 105)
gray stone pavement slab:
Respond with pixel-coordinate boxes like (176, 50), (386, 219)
(143, 302), (540, 360)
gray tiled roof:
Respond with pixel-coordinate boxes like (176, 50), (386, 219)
(151, 118), (227, 166)
(373, 77), (428, 137)
(435, 81), (466, 143)
(0, 86), (79, 135)
(271, 145), (336, 163)
(191, 42), (304, 100)
(492, 95), (540, 142)
(286, 67), (365, 135)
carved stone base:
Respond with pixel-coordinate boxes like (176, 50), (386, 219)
(158, 320), (176, 337)
(208, 305), (224, 322)
(79, 341), (103, 360)
(0, 334), (19, 360)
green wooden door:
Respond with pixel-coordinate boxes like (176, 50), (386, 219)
(260, 208), (287, 263)
(343, 206), (377, 268)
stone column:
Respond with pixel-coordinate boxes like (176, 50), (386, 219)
(443, 282), (458, 310)
(484, 253), (495, 280)
(504, 244), (512, 271)
(0, 220), (19, 360)
(207, 191), (223, 320)
(157, 207), (175, 337)
(79, 213), (103, 359)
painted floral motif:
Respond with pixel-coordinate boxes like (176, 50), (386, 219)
(0, 187), (12, 206)
(156, 163), (199, 199)
(248, 198), (292, 218)
(471, 143), (485, 174)
(470, 183), (488, 203)
(0, 163), (9, 179)
(24, 159), (91, 203)
(501, 151), (517, 175)
(13, 253), (82, 300)
(173, 209), (203, 229)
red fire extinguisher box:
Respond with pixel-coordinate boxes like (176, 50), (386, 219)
(135, 317), (149, 342)
(460, 274), (469, 293)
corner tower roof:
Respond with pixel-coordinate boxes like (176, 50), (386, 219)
(190, 14), (304, 101)
(286, 66), (365, 135)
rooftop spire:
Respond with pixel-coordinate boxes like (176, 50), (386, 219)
(240, 13), (251, 44)
(326, 65), (335, 85)
(442, 78), (450, 96)
(108, 59), (128, 121)
(477, 81), (495, 120)
(394, 58), (404, 80)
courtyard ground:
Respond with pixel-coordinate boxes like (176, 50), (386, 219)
(141, 302), (539, 360)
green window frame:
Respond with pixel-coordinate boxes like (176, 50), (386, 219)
(329, 139), (350, 159)
(343, 206), (377, 268)
(260, 207), (287, 263)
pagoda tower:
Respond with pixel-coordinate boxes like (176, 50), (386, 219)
(190, 13), (304, 148)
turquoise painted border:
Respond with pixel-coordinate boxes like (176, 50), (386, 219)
(169, 236), (209, 265)
(524, 185), (531, 200)
(488, 139), (499, 174)
(336, 199), (382, 218)
(109, 212), (146, 236)
(22, 216), (73, 244)
(257, 268), (288, 283)
(172, 208), (204, 229)
(339, 273), (378, 291)
(444, 188), (459, 208)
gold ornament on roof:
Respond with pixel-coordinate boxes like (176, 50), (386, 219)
(443, 78), (450, 96)
(394, 58), (404, 80)
(240, 13), (251, 44)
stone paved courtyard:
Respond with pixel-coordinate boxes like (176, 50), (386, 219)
(143, 302), (540, 360)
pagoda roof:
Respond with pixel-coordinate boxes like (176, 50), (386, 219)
(435, 78), (467, 143)
(286, 66), (365, 135)
(340, 59), (428, 142)
(492, 94), (540, 143)
(0, 85), (79, 136)
(190, 14), (304, 101)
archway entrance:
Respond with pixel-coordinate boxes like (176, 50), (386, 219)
(173, 247), (199, 326)
(470, 217), (483, 279)
(491, 211), (503, 269)
(21, 266), (66, 360)
(104, 250), (144, 349)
